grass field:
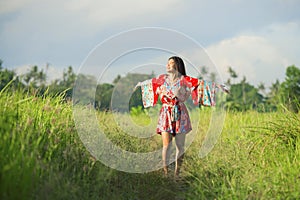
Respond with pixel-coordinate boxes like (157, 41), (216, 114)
(0, 90), (299, 199)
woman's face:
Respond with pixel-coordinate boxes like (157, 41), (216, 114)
(166, 59), (177, 73)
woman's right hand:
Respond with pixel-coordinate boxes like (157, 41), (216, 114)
(133, 82), (141, 91)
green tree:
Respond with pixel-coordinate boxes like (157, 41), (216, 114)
(113, 74), (121, 85)
(269, 79), (281, 98)
(48, 66), (76, 98)
(110, 73), (155, 112)
(0, 60), (23, 91)
(198, 66), (208, 79)
(263, 79), (282, 112)
(95, 83), (114, 110)
(225, 78), (264, 111)
(227, 66), (238, 85)
(281, 65), (300, 112)
(23, 65), (46, 88)
(72, 74), (97, 105)
(258, 82), (266, 96)
(209, 72), (217, 82)
(62, 66), (76, 88)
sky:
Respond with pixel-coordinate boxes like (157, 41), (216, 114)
(1, 0), (300, 88)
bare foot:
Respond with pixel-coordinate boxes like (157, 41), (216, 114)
(163, 167), (168, 177)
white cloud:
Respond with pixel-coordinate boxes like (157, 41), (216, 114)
(0, 0), (185, 67)
(1, 0), (184, 40)
(1, 0), (299, 86)
(64, 0), (184, 27)
(260, 22), (300, 66)
(0, 0), (36, 14)
(205, 21), (300, 87)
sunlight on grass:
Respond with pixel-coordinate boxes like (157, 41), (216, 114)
(0, 90), (299, 199)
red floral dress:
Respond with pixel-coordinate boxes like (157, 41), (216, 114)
(140, 74), (216, 136)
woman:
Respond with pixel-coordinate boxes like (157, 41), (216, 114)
(135, 56), (228, 176)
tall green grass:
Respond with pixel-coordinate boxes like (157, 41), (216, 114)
(1, 90), (299, 199)
(184, 110), (300, 199)
(0, 90), (182, 200)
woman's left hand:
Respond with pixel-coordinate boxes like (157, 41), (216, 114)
(217, 84), (230, 94)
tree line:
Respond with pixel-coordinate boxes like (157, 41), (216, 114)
(1, 59), (299, 112)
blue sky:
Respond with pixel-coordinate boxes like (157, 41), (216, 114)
(1, 0), (300, 87)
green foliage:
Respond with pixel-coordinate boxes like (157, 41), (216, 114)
(94, 73), (155, 111)
(280, 65), (300, 112)
(1, 60), (299, 114)
(265, 79), (282, 111)
(22, 65), (46, 88)
(0, 90), (76, 199)
(226, 66), (238, 85)
(95, 83), (114, 110)
(72, 74), (97, 105)
(130, 105), (145, 116)
(48, 66), (76, 99)
(228, 66), (238, 79)
(225, 78), (264, 111)
(184, 110), (300, 199)
(0, 61), (24, 91)
(0, 90), (183, 199)
(129, 86), (143, 108)
(109, 73), (154, 112)
(1, 59), (300, 199)
(258, 106), (299, 150)
(62, 66), (76, 87)
(0, 89), (299, 199)
(263, 65), (300, 113)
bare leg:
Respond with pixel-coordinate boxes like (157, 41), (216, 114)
(161, 132), (172, 175)
(175, 133), (186, 176)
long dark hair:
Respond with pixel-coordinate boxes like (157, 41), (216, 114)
(168, 56), (186, 76)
